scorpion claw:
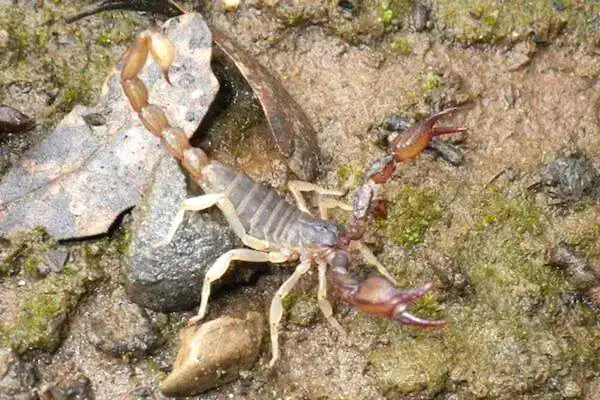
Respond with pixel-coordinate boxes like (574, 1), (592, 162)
(393, 310), (448, 328)
(328, 254), (447, 329)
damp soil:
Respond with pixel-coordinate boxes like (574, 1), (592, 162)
(1, 1), (599, 399)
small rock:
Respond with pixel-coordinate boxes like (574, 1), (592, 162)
(36, 249), (70, 277)
(87, 290), (160, 357)
(539, 153), (599, 203)
(429, 138), (464, 166)
(427, 252), (470, 293)
(0, 105), (35, 134)
(550, 242), (599, 302)
(0, 348), (36, 400)
(412, 3), (431, 32)
(507, 40), (537, 71)
(160, 312), (264, 397)
(41, 370), (92, 400)
(382, 114), (413, 132)
(288, 296), (318, 327)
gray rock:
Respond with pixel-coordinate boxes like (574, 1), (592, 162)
(541, 154), (599, 203)
(126, 155), (241, 312)
(87, 290), (160, 357)
(41, 370), (93, 400)
(36, 249), (70, 277)
(550, 242), (599, 303)
(0, 348), (36, 400)
(160, 312), (264, 397)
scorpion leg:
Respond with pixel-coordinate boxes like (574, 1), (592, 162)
(190, 249), (290, 325)
(317, 196), (352, 220)
(269, 259), (312, 367)
(317, 260), (347, 339)
(155, 193), (224, 249)
(288, 180), (345, 214)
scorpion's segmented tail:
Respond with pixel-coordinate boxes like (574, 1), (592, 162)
(120, 31), (209, 181)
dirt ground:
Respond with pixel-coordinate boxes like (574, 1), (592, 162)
(1, 1), (599, 399)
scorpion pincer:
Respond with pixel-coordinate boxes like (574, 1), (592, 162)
(120, 30), (466, 367)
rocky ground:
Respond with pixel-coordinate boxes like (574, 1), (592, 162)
(0, 1), (599, 399)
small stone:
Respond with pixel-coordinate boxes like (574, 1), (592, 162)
(413, 3), (431, 32)
(126, 155), (242, 312)
(87, 290), (160, 357)
(382, 114), (413, 132)
(36, 249), (70, 277)
(541, 154), (598, 202)
(550, 242), (599, 292)
(288, 296), (318, 327)
(160, 312), (264, 397)
(41, 370), (93, 400)
(0, 348), (36, 400)
(429, 138), (464, 166)
(0, 105), (35, 134)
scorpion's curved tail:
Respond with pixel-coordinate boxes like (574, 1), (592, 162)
(326, 251), (447, 328)
(120, 31), (210, 181)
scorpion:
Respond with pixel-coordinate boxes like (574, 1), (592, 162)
(120, 27), (466, 367)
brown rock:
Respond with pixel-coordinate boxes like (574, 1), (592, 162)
(160, 312), (264, 397)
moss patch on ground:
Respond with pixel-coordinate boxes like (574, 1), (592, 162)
(6, 268), (101, 354)
(431, 0), (600, 45)
(0, 4), (141, 114)
(377, 185), (443, 249)
(0, 227), (56, 278)
(368, 339), (449, 395)
(367, 187), (598, 397)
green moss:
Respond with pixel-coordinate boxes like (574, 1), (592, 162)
(476, 188), (542, 234)
(0, 227), (56, 277)
(378, 185), (443, 249)
(431, 0), (598, 45)
(368, 339), (449, 395)
(22, 255), (44, 278)
(62, 263), (79, 276)
(422, 73), (441, 92)
(378, 0), (412, 29)
(389, 36), (413, 55)
(9, 270), (98, 354)
(336, 165), (365, 188)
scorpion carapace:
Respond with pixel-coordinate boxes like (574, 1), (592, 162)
(120, 27), (465, 366)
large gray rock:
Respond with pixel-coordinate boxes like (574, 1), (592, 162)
(126, 155), (242, 312)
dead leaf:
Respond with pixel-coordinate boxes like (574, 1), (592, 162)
(213, 30), (320, 181)
(0, 13), (218, 240)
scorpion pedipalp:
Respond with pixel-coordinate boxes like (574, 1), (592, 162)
(328, 252), (447, 328)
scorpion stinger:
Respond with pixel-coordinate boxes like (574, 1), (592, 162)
(120, 27), (463, 367)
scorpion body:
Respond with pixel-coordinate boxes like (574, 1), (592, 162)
(120, 27), (466, 366)
(201, 163), (344, 249)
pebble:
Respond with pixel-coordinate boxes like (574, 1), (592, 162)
(160, 312), (264, 397)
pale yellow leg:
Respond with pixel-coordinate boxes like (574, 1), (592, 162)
(317, 196), (352, 220)
(155, 193), (224, 249)
(317, 260), (347, 339)
(355, 241), (398, 286)
(287, 180), (345, 214)
(189, 249), (289, 325)
(268, 260), (312, 367)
